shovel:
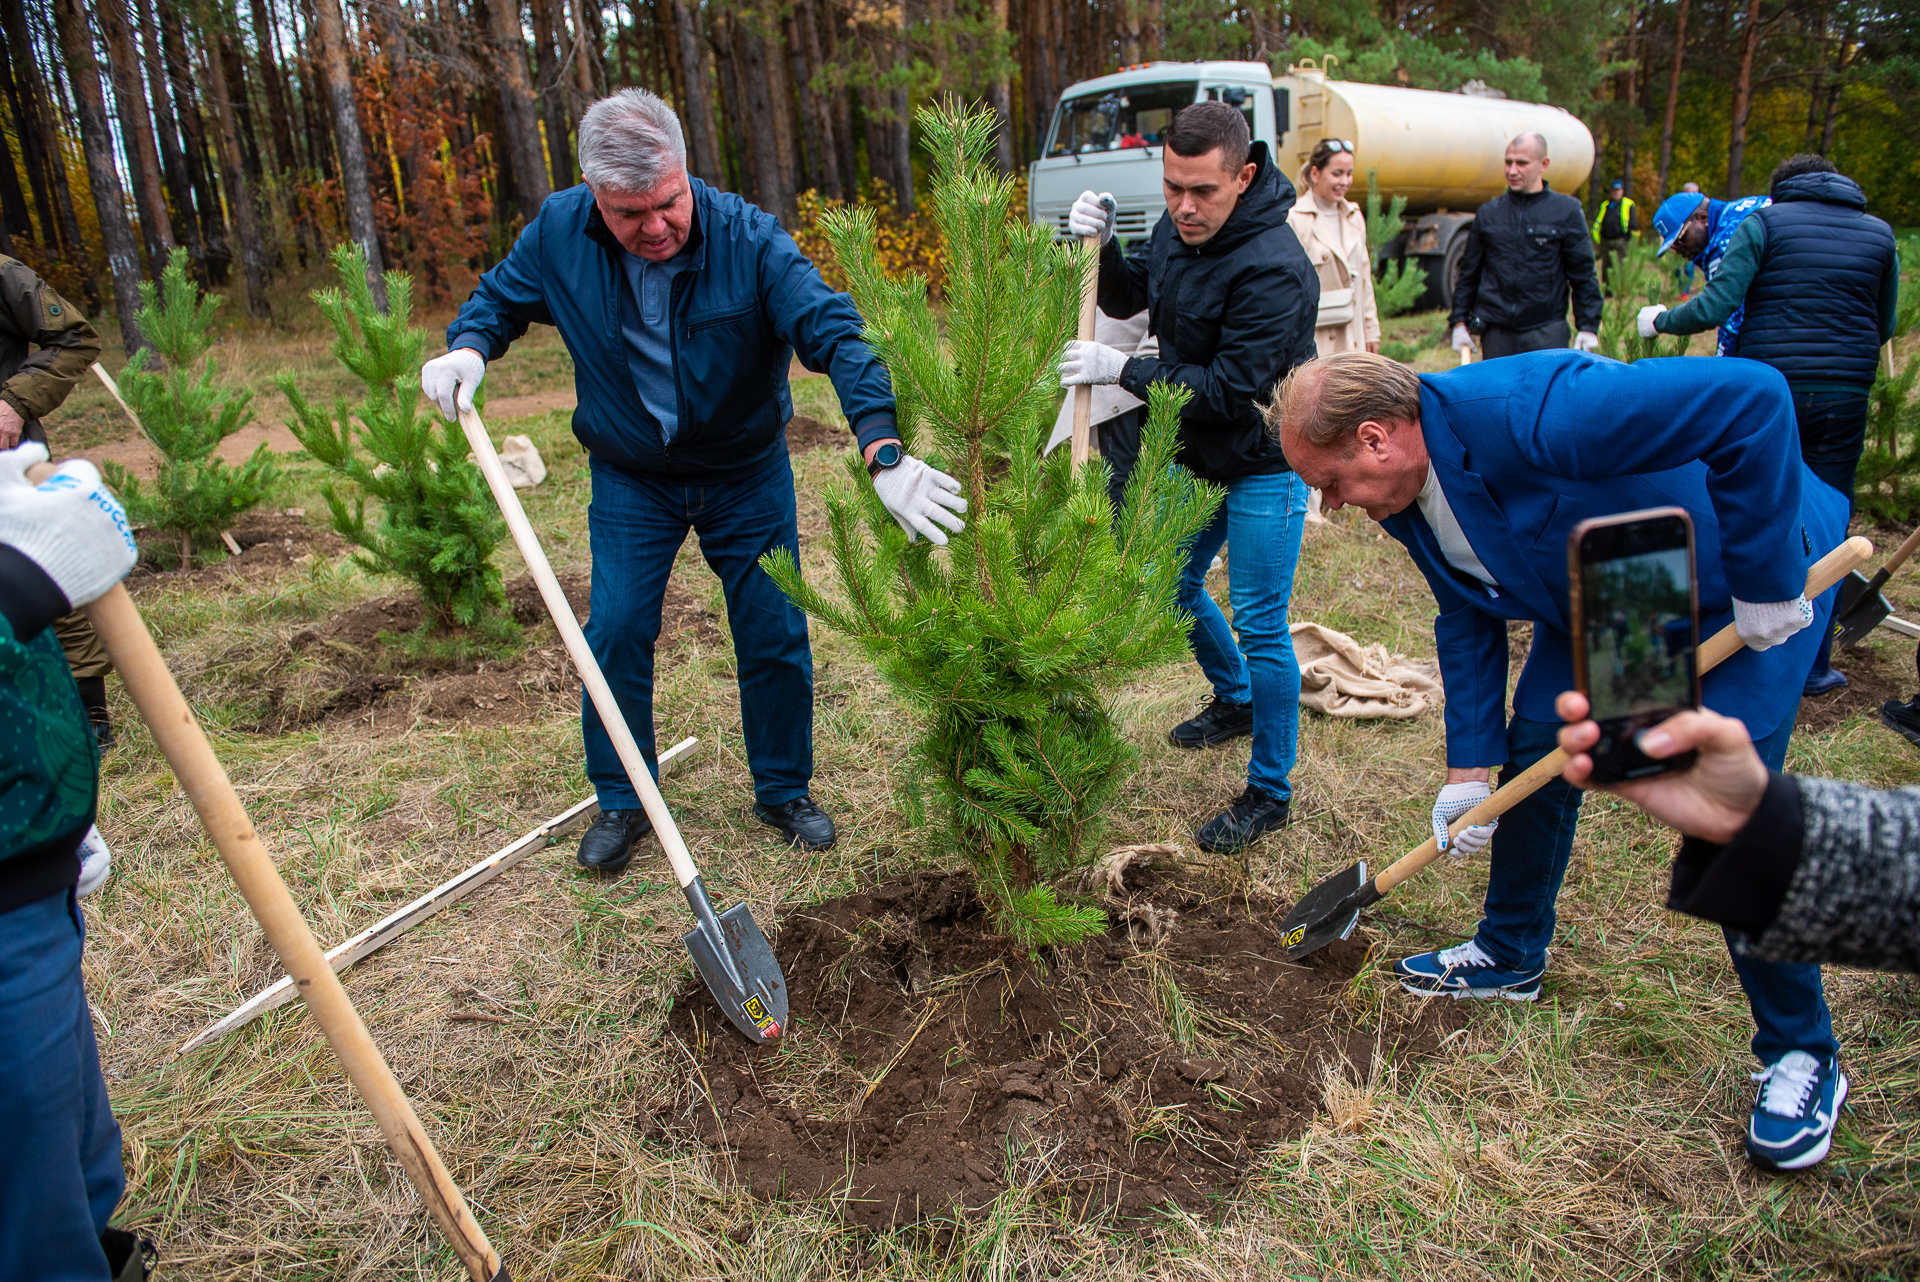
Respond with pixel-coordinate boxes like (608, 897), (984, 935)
(456, 408), (788, 1044)
(1068, 195), (1115, 472)
(25, 465), (509, 1280)
(1831, 523), (1920, 652)
(1278, 535), (1875, 961)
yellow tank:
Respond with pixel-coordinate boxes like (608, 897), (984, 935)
(1281, 62), (1594, 211)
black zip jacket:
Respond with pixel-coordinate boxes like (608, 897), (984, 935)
(1096, 142), (1317, 484)
(1448, 183), (1604, 334)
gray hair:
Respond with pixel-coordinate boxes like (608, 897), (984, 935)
(1507, 131), (1549, 160)
(1266, 351), (1423, 454)
(578, 88), (687, 192)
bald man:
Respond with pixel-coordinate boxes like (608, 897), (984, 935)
(1448, 133), (1604, 360)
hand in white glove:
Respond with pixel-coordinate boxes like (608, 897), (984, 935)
(421, 348), (486, 421)
(1637, 304), (1668, 339)
(0, 442), (137, 608)
(1572, 330), (1602, 353)
(1732, 595), (1814, 651)
(76, 826), (111, 897)
(1451, 324), (1473, 353)
(872, 454), (968, 546)
(1059, 340), (1129, 387)
(1432, 780), (1497, 860)
(1068, 190), (1116, 245)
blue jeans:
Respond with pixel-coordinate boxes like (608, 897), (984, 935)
(583, 456), (814, 809)
(0, 888), (122, 1280)
(1476, 712), (1836, 1064)
(1177, 470), (1308, 800)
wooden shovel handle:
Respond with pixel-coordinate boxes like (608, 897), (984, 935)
(1069, 234), (1100, 471)
(1862, 522), (1920, 593)
(456, 408), (703, 893)
(1372, 534), (1875, 896)
(85, 585), (506, 1281)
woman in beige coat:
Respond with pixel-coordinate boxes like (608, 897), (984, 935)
(1287, 139), (1380, 521)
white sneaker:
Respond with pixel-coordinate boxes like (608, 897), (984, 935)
(76, 826), (111, 897)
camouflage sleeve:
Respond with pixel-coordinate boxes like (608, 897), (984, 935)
(0, 259), (103, 422)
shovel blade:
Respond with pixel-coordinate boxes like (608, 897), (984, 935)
(1277, 861), (1377, 961)
(683, 902), (789, 1044)
(1833, 571), (1892, 651)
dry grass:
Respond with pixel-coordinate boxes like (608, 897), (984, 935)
(50, 311), (1920, 1279)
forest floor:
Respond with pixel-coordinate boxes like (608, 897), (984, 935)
(49, 290), (1920, 1280)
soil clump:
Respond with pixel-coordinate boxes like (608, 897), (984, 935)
(1799, 637), (1909, 734)
(785, 414), (850, 454)
(664, 860), (1463, 1229)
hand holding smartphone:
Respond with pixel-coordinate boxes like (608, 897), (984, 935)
(1568, 508), (1702, 784)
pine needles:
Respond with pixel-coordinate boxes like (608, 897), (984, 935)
(762, 103), (1221, 950)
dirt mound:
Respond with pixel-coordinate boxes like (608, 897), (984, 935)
(128, 511), (346, 586)
(297, 594), (427, 653)
(786, 414), (850, 454)
(1799, 637), (1912, 734)
(664, 862), (1462, 1229)
(506, 571), (592, 626)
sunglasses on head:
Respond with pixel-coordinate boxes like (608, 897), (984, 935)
(1319, 139), (1355, 154)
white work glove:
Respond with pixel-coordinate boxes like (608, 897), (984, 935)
(1432, 780), (1497, 860)
(1637, 304), (1668, 338)
(76, 826), (111, 897)
(1732, 595), (1814, 651)
(1572, 330), (1601, 353)
(421, 348), (486, 421)
(0, 442), (137, 609)
(1068, 190), (1116, 246)
(872, 454), (968, 546)
(1451, 324), (1473, 353)
(1059, 340), (1129, 387)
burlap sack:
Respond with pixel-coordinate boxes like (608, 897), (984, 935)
(1292, 622), (1443, 719)
(499, 434), (547, 488)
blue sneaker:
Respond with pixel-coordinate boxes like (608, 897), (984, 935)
(1747, 1051), (1848, 1171)
(1394, 938), (1544, 1001)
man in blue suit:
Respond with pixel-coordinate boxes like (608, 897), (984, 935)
(1273, 349), (1851, 1173)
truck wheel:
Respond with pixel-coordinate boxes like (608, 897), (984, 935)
(1440, 234), (1470, 314)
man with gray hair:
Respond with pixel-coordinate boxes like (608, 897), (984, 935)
(1448, 132), (1603, 360)
(423, 88), (963, 869)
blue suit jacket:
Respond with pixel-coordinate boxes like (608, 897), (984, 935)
(1380, 350), (1848, 766)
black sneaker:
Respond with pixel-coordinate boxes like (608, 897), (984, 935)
(1196, 785), (1290, 853)
(100, 1227), (157, 1282)
(1880, 698), (1920, 749)
(753, 795), (838, 850)
(576, 809), (652, 873)
(1168, 696), (1254, 749)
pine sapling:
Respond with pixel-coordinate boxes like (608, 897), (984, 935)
(103, 248), (279, 566)
(283, 244), (517, 655)
(762, 104), (1221, 951)
(1365, 170), (1425, 320)
(1597, 238), (1691, 363)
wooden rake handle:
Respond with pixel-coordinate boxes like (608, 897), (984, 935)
(1372, 534), (1875, 896)
(83, 582), (507, 1282)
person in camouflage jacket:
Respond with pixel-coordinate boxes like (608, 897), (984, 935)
(0, 255), (102, 450)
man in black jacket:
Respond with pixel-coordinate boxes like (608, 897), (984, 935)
(1449, 133), (1604, 359)
(1060, 101), (1319, 853)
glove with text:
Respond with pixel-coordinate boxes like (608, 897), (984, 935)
(0, 442), (138, 608)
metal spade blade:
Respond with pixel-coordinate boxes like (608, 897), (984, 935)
(681, 878), (788, 1044)
(1832, 570), (1892, 652)
(1277, 860), (1383, 961)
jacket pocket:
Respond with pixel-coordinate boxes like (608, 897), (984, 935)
(686, 303), (758, 334)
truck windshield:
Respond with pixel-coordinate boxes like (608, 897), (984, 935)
(1047, 81), (1197, 157)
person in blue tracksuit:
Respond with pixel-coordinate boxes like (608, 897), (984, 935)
(1648, 187), (1770, 357)
(423, 89), (967, 871)
(1274, 349), (1852, 1174)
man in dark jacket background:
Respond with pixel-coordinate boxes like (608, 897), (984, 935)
(1449, 133), (1604, 359)
(1059, 101), (1319, 853)
(425, 89), (965, 870)
(1641, 154), (1898, 698)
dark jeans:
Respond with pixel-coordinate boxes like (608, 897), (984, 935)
(1480, 317), (1571, 359)
(0, 889), (122, 1281)
(582, 455), (814, 809)
(1795, 388), (1869, 679)
(1098, 406), (1146, 514)
(1475, 712), (1835, 1065)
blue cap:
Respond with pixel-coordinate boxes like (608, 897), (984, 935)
(1610, 179), (1624, 190)
(1653, 192), (1708, 257)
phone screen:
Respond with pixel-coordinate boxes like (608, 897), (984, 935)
(1580, 544), (1696, 721)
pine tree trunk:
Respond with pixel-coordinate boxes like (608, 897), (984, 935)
(220, 33), (265, 183)
(35, 45), (102, 309)
(97, 0), (174, 270)
(486, 0), (552, 213)
(567, 0), (598, 103)
(793, 0), (839, 199)
(668, 0), (721, 183)
(819, 0), (855, 196)
(51, 0), (148, 348)
(250, 0), (300, 173)
(197, 20), (272, 318)
(987, 0), (1012, 173)
(139, 0), (201, 274)
(160, 0), (230, 282)
(734, 15), (789, 214)
(530, 0), (573, 190)
(0, 5), (50, 241)
(1724, 0), (1762, 198)
(1818, 7), (1855, 156)
(312, 0), (389, 304)
(0, 113), (27, 246)
(1656, 0), (1687, 197)
(758, 4), (800, 217)
(781, 7), (823, 194)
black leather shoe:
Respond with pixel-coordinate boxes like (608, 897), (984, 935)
(100, 1227), (157, 1282)
(753, 795), (838, 850)
(1168, 695), (1254, 748)
(1881, 699), (1920, 749)
(576, 808), (652, 873)
(1196, 785), (1290, 854)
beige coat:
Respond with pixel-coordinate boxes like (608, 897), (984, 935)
(1286, 194), (1381, 357)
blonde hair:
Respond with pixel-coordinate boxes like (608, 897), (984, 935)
(1266, 351), (1423, 453)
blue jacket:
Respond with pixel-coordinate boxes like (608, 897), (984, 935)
(448, 181), (897, 484)
(1380, 350), (1848, 766)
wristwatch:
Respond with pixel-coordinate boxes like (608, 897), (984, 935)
(866, 441), (903, 476)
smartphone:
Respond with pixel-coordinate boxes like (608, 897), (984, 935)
(1568, 508), (1701, 784)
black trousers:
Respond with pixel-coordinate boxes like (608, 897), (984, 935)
(1480, 317), (1571, 359)
(1096, 406), (1147, 514)
(1795, 387), (1869, 680)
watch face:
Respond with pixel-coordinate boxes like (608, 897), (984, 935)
(874, 443), (902, 469)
